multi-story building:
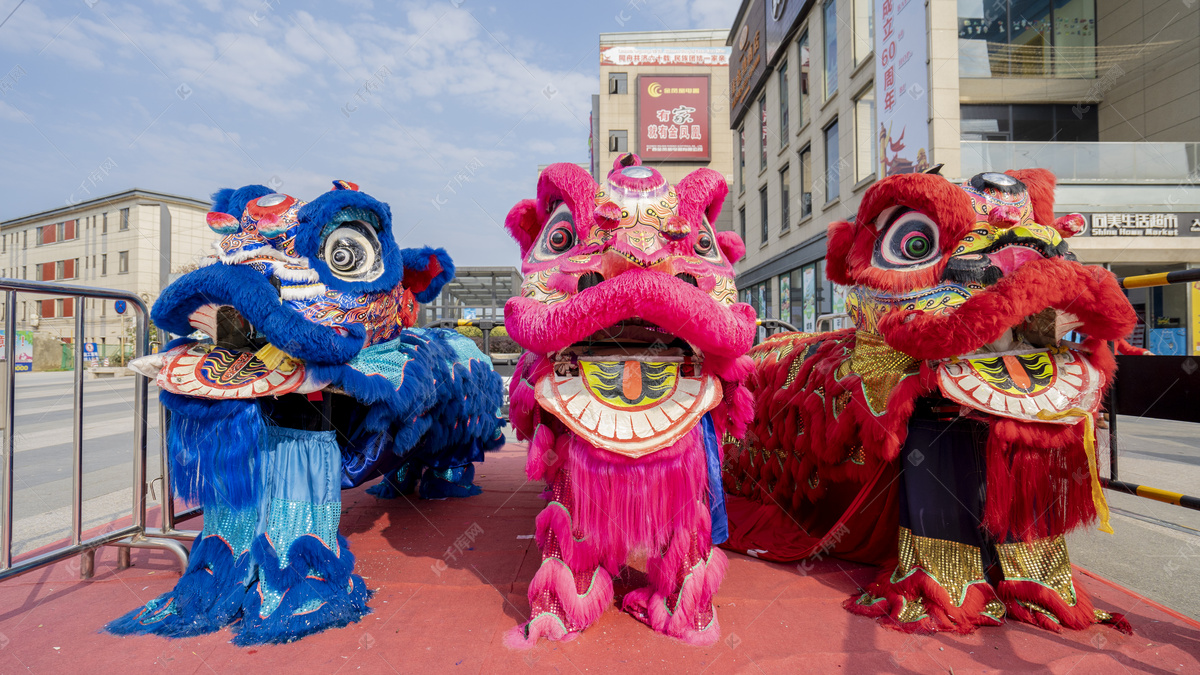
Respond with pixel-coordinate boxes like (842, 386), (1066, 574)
(727, 0), (1200, 353)
(0, 189), (211, 347)
(592, 29), (735, 230)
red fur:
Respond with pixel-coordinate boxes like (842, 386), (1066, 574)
(845, 568), (1003, 634)
(879, 258), (1137, 360)
(1005, 168), (1057, 229)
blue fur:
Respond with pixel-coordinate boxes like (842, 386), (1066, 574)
(152, 264), (365, 365)
(211, 184), (273, 218)
(399, 247), (455, 303)
(234, 534), (372, 646)
(162, 391), (262, 511)
(295, 189), (401, 294)
(701, 414), (728, 546)
(105, 528), (253, 637)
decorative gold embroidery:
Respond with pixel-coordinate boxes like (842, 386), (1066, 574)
(995, 535), (1078, 606)
(849, 332), (918, 415)
(846, 445), (865, 465)
(833, 391), (852, 418)
(891, 527), (988, 607)
(1094, 609), (1113, 622)
(896, 597), (930, 623)
(983, 599), (1007, 621)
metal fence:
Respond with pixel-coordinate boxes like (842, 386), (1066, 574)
(0, 279), (192, 582)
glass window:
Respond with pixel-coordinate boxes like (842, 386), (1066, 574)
(823, 0), (838, 99)
(799, 146), (813, 218)
(798, 32), (809, 129)
(780, 166), (791, 231)
(959, 103), (1097, 141)
(119, 208), (130, 231)
(738, 126), (746, 191)
(101, 254), (107, 276)
(854, 0), (874, 63)
(759, 95), (768, 170)
(739, 207), (747, 241)
(957, 0), (1094, 77)
(118, 251), (128, 274)
(102, 212), (107, 234)
(854, 86), (877, 182)
(759, 186), (769, 244)
(608, 72), (628, 94)
(779, 60), (790, 139)
(608, 130), (628, 153)
(824, 120), (841, 202)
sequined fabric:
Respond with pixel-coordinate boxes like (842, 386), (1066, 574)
(891, 527), (989, 606)
(849, 332), (918, 415)
(996, 535), (1078, 606)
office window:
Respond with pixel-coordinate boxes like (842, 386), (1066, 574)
(799, 146), (813, 218)
(102, 212), (108, 234)
(101, 254), (108, 276)
(22, 231), (26, 249)
(759, 186), (769, 244)
(738, 126), (746, 191)
(824, 119), (840, 202)
(608, 72), (628, 94)
(797, 32), (809, 129)
(38, 224), (55, 246)
(759, 95), (768, 169)
(854, 0), (874, 64)
(1, 234), (5, 253)
(118, 251), (129, 274)
(119, 208), (130, 231)
(823, 0), (838, 99)
(608, 129), (628, 153)
(854, 86), (877, 181)
(739, 207), (747, 241)
(780, 166), (791, 231)
(22, 266), (26, 279)
(778, 59), (790, 139)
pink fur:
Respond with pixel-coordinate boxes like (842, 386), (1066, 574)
(505, 270), (756, 360)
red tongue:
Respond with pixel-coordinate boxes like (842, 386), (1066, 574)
(622, 361), (642, 400)
(988, 246), (1044, 276)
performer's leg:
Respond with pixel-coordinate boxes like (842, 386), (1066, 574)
(107, 398), (262, 637)
(506, 468), (614, 647)
(235, 425), (371, 645)
(846, 401), (1004, 633)
(996, 534), (1130, 633)
(622, 502), (727, 646)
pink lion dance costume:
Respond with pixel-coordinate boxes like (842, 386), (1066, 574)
(502, 155), (756, 646)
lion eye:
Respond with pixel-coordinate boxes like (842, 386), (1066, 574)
(873, 207), (941, 269)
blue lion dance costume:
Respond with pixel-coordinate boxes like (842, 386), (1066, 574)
(107, 180), (504, 645)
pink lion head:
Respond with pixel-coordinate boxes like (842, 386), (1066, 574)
(503, 154), (756, 460)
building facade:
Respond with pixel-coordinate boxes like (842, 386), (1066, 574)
(728, 0), (1200, 352)
(593, 30), (735, 231)
(0, 189), (211, 347)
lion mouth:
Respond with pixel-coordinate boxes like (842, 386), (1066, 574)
(535, 318), (721, 458)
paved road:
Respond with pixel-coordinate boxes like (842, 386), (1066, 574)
(7, 370), (163, 557)
(4, 372), (1199, 621)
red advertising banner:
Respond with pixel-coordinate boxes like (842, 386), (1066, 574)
(637, 75), (710, 161)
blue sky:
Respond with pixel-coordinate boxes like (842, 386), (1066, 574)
(0, 0), (735, 267)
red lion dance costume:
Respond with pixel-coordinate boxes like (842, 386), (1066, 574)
(502, 156), (756, 646)
(723, 168), (1137, 634)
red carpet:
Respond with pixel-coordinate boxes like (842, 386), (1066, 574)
(1, 443), (1197, 674)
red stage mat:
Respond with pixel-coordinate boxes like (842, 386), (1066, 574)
(1, 444), (1197, 674)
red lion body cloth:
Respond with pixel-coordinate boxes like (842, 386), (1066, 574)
(502, 155), (756, 646)
(723, 168), (1138, 634)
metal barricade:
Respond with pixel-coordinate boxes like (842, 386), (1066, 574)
(0, 279), (191, 582)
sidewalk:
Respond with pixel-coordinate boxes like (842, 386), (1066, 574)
(0, 444), (1197, 674)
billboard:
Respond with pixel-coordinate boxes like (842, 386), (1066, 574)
(730, 0), (767, 127)
(876, 0), (931, 176)
(601, 46), (730, 67)
(0, 330), (34, 372)
(637, 75), (711, 161)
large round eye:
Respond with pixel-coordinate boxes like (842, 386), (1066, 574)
(693, 217), (723, 263)
(320, 220), (382, 281)
(548, 226), (574, 252)
(695, 233), (713, 255)
(874, 206), (941, 269)
(529, 202), (577, 262)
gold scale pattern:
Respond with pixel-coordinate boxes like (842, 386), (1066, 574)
(891, 527), (991, 608)
(995, 535), (1078, 606)
(849, 332), (919, 415)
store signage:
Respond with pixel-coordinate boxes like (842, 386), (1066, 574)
(601, 46), (730, 67)
(1078, 213), (1200, 237)
(730, 0), (767, 126)
(875, 0), (931, 176)
(0, 330), (34, 371)
(765, 0), (805, 63)
(637, 75), (711, 161)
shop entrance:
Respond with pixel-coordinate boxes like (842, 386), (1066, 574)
(1111, 263), (1190, 354)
